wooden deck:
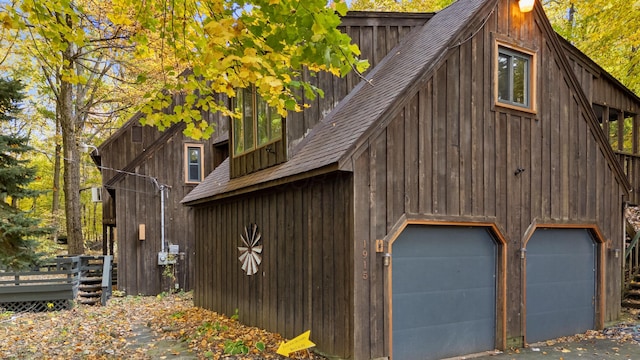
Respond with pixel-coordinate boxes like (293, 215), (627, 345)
(0, 256), (113, 312)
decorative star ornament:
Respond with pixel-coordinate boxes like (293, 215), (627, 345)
(238, 223), (263, 276)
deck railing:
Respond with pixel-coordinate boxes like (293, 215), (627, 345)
(625, 230), (640, 290)
(615, 152), (640, 205)
(0, 255), (113, 311)
(0, 256), (81, 312)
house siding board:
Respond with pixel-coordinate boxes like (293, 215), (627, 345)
(193, 173), (353, 358)
(347, 2), (626, 355)
(98, 92), (228, 296)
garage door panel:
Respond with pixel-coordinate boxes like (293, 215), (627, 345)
(395, 319), (495, 360)
(392, 225), (497, 360)
(394, 257), (496, 293)
(528, 254), (594, 282)
(528, 285), (593, 315)
(394, 288), (496, 328)
(526, 229), (596, 343)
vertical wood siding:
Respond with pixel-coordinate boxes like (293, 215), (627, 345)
(193, 173), (354, 358)
(286, 14), (431, 155)
(563, 44), (640, 204)
(351, 2), (626, 358)
(100, 93), (228, 295)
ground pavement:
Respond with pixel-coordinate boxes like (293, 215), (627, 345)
(464, 313), (640, 360)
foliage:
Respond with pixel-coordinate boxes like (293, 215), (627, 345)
(0, 78), (51, 270)
(543, 0), (640, 95)
(0, 293), (325, 359)
(110, 0), (369, 139)
(1, 0), (368, 255)
(224, 339), (250, 355)
(349, 0), (454, 12)
(0, 0), (150, 254)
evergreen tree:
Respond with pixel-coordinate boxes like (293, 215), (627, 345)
(0, 78), (49, 270)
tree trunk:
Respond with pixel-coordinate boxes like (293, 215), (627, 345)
(51, 115), (62, 243)
(61, 105), (84, 255)
(59, 21), (84, 255)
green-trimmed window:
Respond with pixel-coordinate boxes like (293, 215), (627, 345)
(232, 87), (283, 157)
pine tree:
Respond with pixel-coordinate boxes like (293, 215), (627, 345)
(0, 78), (50, 270)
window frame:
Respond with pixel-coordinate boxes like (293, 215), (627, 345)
(184, 143), (204, 184)
(231, 87), (283, 158)
(493, 39), (537, 114)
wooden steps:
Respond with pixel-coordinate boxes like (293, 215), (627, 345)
(623, 279), (640, 308)
(76, 256), (112, 306)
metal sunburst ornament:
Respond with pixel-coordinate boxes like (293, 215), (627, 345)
(238, 223), (263, 276)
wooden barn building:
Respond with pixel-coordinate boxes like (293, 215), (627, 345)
(181, 0), (640, 358)
(96, 0), (640, 357)
(92, 99), (229, 295)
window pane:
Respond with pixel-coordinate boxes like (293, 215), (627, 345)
(512, 55), (528, 105)
(257, 94), (269, 146)
(497, 47), (532, 109)
(243, 88), (254, 152)
(187, 147), (201, 182)
(189, 164), (200, 181)
(188, 148), (198, 163)
(271, 112), (282, 142)
(256, 94), (283, 146)
(497, 53), (510, 102)
(233, 90), (245, 155)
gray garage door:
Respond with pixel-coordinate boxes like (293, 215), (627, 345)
(526, 228), (596, 343)
(392, 225), (497, 360)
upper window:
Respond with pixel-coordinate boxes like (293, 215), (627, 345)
(494, 42), (536, 112)
(497, 47), (530, 107)
(184, 144), (204, 183)
(232, 87), (283, 157)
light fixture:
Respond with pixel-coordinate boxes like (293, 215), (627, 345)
(79, 142), (99, 154)
(382, 253), (392, 267)
(519, 0), (535, 13)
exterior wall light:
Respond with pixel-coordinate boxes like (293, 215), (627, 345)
(382, 253), (392, 267)
(519, 0), (535, 13)
(80, 142), (99, 154)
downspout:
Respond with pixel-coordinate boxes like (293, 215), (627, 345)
(160, 184), (167, 253)
(151, 178), (170, 254)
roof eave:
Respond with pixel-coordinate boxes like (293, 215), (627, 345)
(182, 163), (342, 206)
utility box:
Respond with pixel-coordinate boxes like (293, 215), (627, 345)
(157, 251), (176, 266)
(169, 244), (179, 254)
(91, 187), (102, 202)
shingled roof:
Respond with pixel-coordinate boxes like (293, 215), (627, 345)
(182, 0), (496, 205)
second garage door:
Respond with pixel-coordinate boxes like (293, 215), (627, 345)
(392, 225), (497, 360)
(526, 228), (596, 343)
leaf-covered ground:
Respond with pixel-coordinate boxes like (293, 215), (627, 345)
(0, 292), (326, 359)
